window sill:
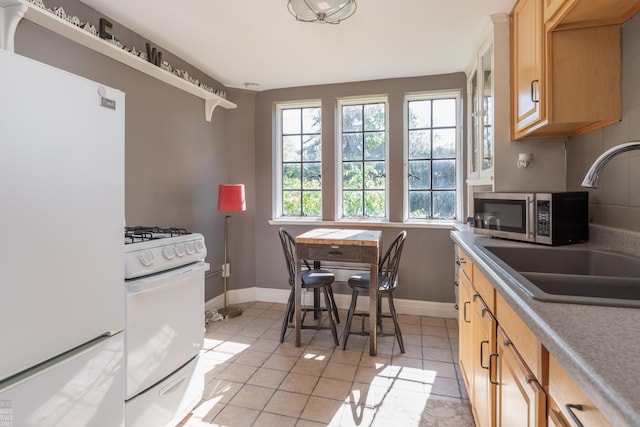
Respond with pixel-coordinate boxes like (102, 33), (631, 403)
(267, 218), (457, 230)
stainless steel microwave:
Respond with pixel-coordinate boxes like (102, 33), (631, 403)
(473, 192), (589, 245)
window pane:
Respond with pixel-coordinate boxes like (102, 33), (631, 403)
(303, 135), (321, 161)
(409, 160), (431, 190)
(282, 164), (301, 189)
(283, 135), (301, 162)
(278, 104), (322, 218)
(283, 191), (301, 216)
(343, 105), (362, 132)
(343, 162), (363, 189)
(432, 98), (456, 127)
(433, 128), (456, 158)
(364, 103), (385, 131)
(433, 191), (455, 218)
(303, 163), (321, 189)
(343, 133), (363, 161)
(364, 161), (385, 189)
(303, 191), (321, 216)
(364, 132), (385, 160)
(406, 95), (458, 220)
(340, 100), (387, 219)
(302, 107), (321, 134)
(409, 191), (431, 218)
(282, 109), (301, 134)
(409, 130), (431, 159)
(408, 100), (431, 129)
(343, 191), (363, 216)
(432, 160), (455, 189)
(365, 191), (385, 217)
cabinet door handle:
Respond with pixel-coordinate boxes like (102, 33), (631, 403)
(565, 404), (585, 427)
(456, 258), (466, 265)
(489, 353), (499, 385)
(463, 301), (471, 323)
(530, 79), (540, 103)
(480, 339), (489, 369)
(328, 250), (342, 257)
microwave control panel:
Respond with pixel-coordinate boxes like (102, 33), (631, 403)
(536, 200), (551, 236)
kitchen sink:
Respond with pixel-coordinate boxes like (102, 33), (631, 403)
(477, 245), (640, 308)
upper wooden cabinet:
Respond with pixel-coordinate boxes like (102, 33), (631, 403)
(545, 0), (640, 29)
(511, 0), (544, 136)
(510, 0), (623, 139)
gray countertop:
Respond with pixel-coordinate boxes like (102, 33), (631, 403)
(451, 228), (640, 427)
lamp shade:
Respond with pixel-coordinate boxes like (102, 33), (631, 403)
(217, 184), (246, 212)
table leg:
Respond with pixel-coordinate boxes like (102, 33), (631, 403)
(295, 257), (302, 347)
(369, 261), (377, 356)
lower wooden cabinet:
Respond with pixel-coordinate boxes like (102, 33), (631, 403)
(496, 326), (546, 427)
(458, 270), (474, 398)
(548, 354), (612, 427)
(472, 293), (497, 427)
(455, 246), (614, 427)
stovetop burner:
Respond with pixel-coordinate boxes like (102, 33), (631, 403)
(125, 226), (189, 244)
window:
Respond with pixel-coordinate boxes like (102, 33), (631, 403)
(338, 98), (388, 219)
(406, 93), (460, 220)
(276, 102), (322, 218)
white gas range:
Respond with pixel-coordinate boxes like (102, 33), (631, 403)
(124, 226), (209, 427)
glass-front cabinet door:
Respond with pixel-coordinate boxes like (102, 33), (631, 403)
(467, 41), (494, 184)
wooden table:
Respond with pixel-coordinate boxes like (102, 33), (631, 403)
(295, 228), (382, 356)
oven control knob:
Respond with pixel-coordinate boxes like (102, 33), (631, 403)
(139, 250), (154, 266)
(175, 244), (186, 257)
(194, 241), (205, 252)
(163, 246), (176, 260)
(185, 242), (195, 254)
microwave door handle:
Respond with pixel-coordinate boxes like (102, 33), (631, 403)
(526, 196), (534, 241)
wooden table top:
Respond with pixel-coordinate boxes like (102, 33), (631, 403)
(295, 228), (381, 247)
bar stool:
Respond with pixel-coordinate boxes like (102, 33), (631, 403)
(342, 230), (407, 353)
(278, 228), (340, 345)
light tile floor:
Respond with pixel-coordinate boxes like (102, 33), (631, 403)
(178, 301), (474, 427)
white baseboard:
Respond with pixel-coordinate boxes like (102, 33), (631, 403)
(206, 287), (457, 319)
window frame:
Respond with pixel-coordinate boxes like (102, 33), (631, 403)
(274, 100), (323, 220)
(403, 90), (463, 222)
(335, 96), (390, 221)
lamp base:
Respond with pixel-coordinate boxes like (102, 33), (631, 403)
(218, 306), (243, 319)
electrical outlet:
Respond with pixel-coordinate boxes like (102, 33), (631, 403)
(221, 263), (230, 277)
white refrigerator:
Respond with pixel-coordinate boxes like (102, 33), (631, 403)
(0, 49), (125, 426)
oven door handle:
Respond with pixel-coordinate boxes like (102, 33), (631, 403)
(126, 261), (210, 296)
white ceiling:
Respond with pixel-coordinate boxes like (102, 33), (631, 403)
(80, 0), (517, 92)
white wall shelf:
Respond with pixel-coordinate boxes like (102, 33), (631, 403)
(0, 0), (236, 121)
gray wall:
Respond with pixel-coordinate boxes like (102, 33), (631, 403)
(254, 75), (465, 303)
(565, 13), (640, 232)
(13, 0), (256, 301)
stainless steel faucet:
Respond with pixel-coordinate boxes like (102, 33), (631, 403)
(581, 141), (640, 188)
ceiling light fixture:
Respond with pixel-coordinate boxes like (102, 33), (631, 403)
(287, 0), (357, 24)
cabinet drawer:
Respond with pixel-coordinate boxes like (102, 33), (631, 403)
(305, 245), (366, 262)
(496, 292), (541, 378)
(473, 267), (495, 313)
(548, 354), (612, 427)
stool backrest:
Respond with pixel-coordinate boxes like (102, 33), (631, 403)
(278, 228), (312, 286)
(379, 230), (407, 290)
